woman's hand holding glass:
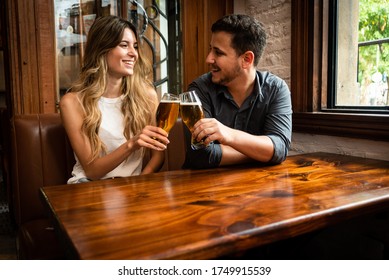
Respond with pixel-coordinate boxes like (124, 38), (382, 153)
(131, 125), (169, 151)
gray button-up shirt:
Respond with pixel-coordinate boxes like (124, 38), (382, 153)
(183, 71), (292, 169)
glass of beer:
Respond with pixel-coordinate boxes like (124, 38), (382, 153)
(156, 93), (180, 133)
(179, 90), (207, 150)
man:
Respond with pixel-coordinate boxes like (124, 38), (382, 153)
(183, 14), (292, 169)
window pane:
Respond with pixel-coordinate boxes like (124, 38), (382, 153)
(336, 0), (389, 108)
(127, 0), (181, 97)
(54, 0), (119, 99)
(129, 0), (170, 97)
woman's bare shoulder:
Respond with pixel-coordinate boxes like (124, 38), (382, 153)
(59, 92), (84, 121)
(144, 84), (159, 104)
(59, 92), (81, 109)
(145, 84), (158, 98)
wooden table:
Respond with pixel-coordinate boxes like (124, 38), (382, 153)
(40, 152), (389, 260)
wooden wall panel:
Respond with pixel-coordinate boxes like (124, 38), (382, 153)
(7, 0), (56, 115)
(36, 0), (57, 113)
(181, 0), (233, 91)
(8, 0), (39, 114)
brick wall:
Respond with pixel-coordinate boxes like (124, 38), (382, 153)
(234, 0), (291, 86)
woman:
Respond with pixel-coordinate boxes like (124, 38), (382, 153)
(60, 15), (169, 183)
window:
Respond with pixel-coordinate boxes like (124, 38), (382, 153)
(330, 0), (389, 112)
(54, 0), (181, 102)
(291, 0), (389, 141)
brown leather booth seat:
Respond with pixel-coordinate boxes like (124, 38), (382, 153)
(10, 113), (186, 259)
(11, 114), (74, 259)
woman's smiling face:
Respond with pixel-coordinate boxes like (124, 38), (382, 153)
(106, 27), (139, 79)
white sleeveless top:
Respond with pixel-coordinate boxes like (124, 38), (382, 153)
(68, 96), (143, 184)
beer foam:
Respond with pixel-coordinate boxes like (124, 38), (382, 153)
(179, 102), (202, 106)
(160, 100), (180, 103)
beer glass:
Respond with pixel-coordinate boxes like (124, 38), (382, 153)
(156, 93), (180, 133)
(179, 90), (206, 150)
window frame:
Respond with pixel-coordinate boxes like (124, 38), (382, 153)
(291, 0), (389, 141)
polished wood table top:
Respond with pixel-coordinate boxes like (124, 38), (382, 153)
(40, 152), (389, 260)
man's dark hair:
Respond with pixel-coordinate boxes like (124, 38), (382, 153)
(211, 14), (267, 66)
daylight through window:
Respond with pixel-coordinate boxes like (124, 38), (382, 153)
(336, 0), (388, 109)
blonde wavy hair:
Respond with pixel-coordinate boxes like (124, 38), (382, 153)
(69, 15), (155, 162)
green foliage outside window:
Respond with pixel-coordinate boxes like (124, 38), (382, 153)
(358, 0), (389, 105)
